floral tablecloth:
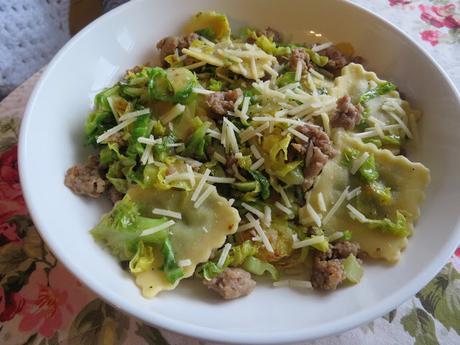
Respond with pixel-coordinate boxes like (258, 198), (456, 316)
(1, 1), (459, 344)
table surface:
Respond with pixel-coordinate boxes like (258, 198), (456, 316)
(1, 1), (459, 344)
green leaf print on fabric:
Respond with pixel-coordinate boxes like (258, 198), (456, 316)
(0, 218), (46, 293)
(68, 299), (130, 345)
(37, 333), (59, 345)
(417, 263), (460, 335)
(135, 323), (170, 345)
(401, 307), (440, 345)
(21, 333), (38, 345)
(0, 117), (20, 152)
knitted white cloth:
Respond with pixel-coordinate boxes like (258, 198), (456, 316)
(0, 0), (131, 100)
(0, 0), (70, 99)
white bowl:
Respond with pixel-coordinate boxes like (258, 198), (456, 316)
(19, 0), (460, 344)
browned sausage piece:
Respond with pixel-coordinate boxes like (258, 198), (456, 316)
(206, 88), (243, 116)
(331, 95), (362, 130)
(203, 267), (256, 299)
(64, 157), (106, 198)
(156, 33), (199, 62)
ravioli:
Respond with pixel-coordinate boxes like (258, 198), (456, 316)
(128, 185), (240, 297)
(300, 131), (430, 262)
(331, 63), (421, 148)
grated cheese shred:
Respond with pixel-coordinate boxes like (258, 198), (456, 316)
(152, 208), (182, 220)
(317, 192), (327, 212)
(275, 201), (293, 215)
(217, 243), (232, 268)
(350, 152), (370, 175)
(191, 168), (211, 202)
(246, 213), (274, 253)
(140, 220), (175, 237)
(322, 186), (350, 225)
(306, 203), (322, 227)
(194, 184), (214, 208)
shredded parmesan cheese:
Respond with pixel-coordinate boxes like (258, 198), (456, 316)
(347, 186), (362, 200)
(306, 203), (322, 227)
(264, 205), (272, 227)
(246, 213), (274, 253)
(191, 168), (210, 202)
(322, 186), (350, 225)
(192, 87), (215, 95)
(152, 208), (182, 220)
(96, 117), (136, 144)
(175, 155), (202, 167)
(277, 187), (292, 208)
(237, 221), (258, 232)
(320, 112), (330, 136)
(196, 175), (236, 184)
(182, 48), (224, 66)
(250, 56), (259, 80)
(317, 192), (327, 212)
(309, 68), (325, 80)
(206, 128), (221, 140)
(118, 108), (150, 122)
(311, 42), (332, 52)
(295, 60), (303, 82)
(194, 184), (214, 208)
(213, 152), (227, 164)
(140, 135), (155, 165)
(287, 127), (310, 143)
(275, 201), (293, 215)
(217, 243), (232, 268)
(346, 204), (367, 222)
(164, 172), (192, 183)
(161, 104), (186, 124)
(186, 164), (195, 187)
(137, 136), (161, 145)
(292, 235), (325, 249)
(250, 145), (262, 159)
(178, 259), (192, 267)
(240, 96), (251, 121)
(288, 280), (313, 289)
(273, 280), (290, 287)
(250, 157), (265, 170)
(252, 117), (303, 126)
(140, 220), (175, 237)
(240, 122), (270, 142)
(350, 152), (370, 175)
(386, 111), (413, 139)
(228, 198), (235, 206)
(328, 231), (344, 242)
(242, 202), (266, 220)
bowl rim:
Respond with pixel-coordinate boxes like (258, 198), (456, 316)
(18, 0), (460, 344)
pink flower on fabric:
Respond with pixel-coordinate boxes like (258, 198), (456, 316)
(389, 0), (412, 6)
(0, 288), (25, 322)
(421, 12), (445, 27)
(19, 285), (69, 337)
(0, 146), (27, 224)
(443, 15), (460, 29)
(0, 222), (21, 243)
(420, 29), (442, 46)
(0, 146), (19, 184)
(18, 265), (91, 337)
(432, 4), (455, 17)
(419, 3), (460, 29)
